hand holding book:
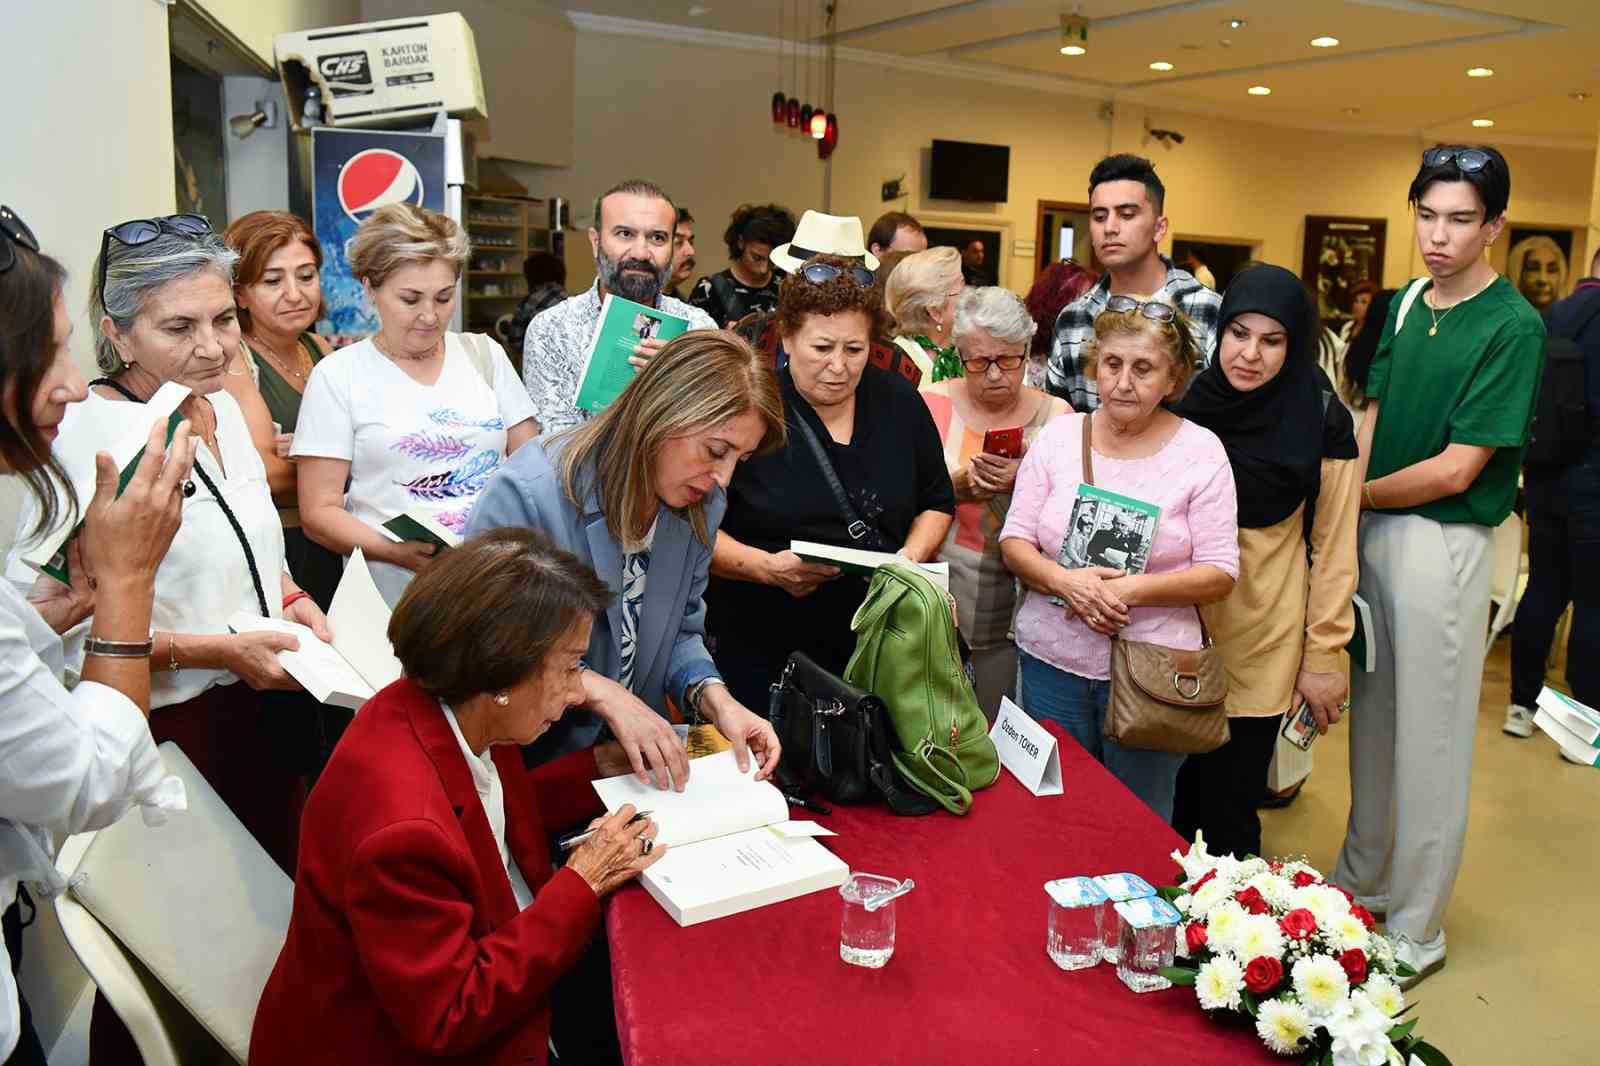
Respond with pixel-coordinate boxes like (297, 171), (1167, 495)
(1053, 566), (1130, 634)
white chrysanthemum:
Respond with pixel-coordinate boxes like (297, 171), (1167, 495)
(1237, 856), (1271, 880)
(1175, 893), (1193, 915)
(1327, 993), (1393, 1066)
(1236, 914), (1287, 962)
(1246, 871), (1296, 910)
(1369, 933), (1396, 967)
(1291, 954), (1351, 1016)
(1364, 975), (1404, 1017)
(1191, 878), (1234, 919)
(1255, 997), (1313, 1055)
(1205, 901), (1249, 954)
(1326, 912), (1371, 953)
(1211, 855), (1245, 885)
(1296, 884), (1352, 927)
(1196, 954), (1245, 1012)
(1172, 831), (1216, 884)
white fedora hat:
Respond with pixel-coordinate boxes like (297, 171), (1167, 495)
(770, 210), (881, 274)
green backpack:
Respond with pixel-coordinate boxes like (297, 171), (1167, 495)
(844, 564), (1000, 815)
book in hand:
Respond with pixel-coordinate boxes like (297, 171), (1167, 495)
(591, 749), (849, 926)
(228, 548), (402, 710)
(1534, 686), (1600, 767)
(1049, 484), (1158, 605)
(380, 510), (462, 552)
(789, 540), (950, 593)
(574, 294), (691, 414)
(21, 382), (191, 585)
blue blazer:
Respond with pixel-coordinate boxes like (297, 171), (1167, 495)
(465, 437), (723, 762)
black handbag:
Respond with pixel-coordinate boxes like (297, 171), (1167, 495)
(768, 652), (938, 816)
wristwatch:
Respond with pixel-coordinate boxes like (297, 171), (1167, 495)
(684, 676), (726, 724)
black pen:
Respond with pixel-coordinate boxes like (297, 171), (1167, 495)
(558, 809), (653, 851)
(783, 793), (832, 816)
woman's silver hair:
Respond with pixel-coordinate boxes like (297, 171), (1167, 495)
(953, 286), (1037, 348)
(91, 229), (239, 374)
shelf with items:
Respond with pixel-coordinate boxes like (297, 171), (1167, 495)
(464, 194), (552, 339)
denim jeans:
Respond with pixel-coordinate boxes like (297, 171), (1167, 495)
(1511, 459), (1600, 708)
(1018, 651), (1188, 822)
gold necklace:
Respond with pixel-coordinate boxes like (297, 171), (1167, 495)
(247, 335), (308, 379)
(372, 332), (436, 362)
(1426, 275), (1494, 337)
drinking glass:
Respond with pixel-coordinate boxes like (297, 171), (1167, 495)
(839, 873), (900, 968)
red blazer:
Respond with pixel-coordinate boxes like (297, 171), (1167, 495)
(249, 678), (604, 1065)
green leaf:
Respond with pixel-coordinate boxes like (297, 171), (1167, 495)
(1240, 989), (1261, 1018)
(1159, 966), (1197, 986)
(1387, 1019), (1419, 1043)
(1156, 884), (1184, 902)
(1315, 1046), (1334, 1066)
(1406, 1041), (1454, 1066)
(1394, 959), (1418, 978)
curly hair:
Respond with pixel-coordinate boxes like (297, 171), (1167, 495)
(1024, 260), (1098, 356)
(773, 254), (889, 339)
(1081, 293), (1198, 399)
(723, 203), (797, 260)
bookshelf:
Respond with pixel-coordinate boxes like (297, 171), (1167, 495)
(464, 195), (552, 336)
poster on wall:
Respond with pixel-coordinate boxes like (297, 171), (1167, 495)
(1504, 226), (1576, 314)
(1302, 216), (1386, 328)
(311, 126), (446, 342)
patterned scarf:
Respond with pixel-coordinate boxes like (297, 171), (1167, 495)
(917, 335), (965, 383)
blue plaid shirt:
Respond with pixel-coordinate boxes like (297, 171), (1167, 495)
(1044, 257), (1224, 411)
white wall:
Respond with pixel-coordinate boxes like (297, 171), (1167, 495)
(223, 76), (293, 221)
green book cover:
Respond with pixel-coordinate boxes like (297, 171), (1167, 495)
(1057, 483), (1160, 575)
(573, 294), (690, 414)
(380, 512), (461, 552)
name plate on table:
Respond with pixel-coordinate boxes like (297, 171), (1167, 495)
(990, 698), (1062, 796)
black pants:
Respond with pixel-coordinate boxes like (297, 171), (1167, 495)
(1170, 715), (1282, 859)
(3, 893), (47, 1066)
(1511, 461), (1600, 708)
(548, 934), (622, 1066)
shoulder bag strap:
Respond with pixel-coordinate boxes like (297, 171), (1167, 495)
(460, 332), (498, 389)
(791, 414), (892, 551)
(1393, 278), (1429, 335)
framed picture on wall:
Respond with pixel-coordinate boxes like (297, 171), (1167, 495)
(1302, 216), (1386, 327)
(1504, 225), (1578, 314)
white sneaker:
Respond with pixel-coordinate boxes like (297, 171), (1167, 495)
(1502, 704), (1535, 737)
(1391, 931), (1446, 989)
(1560, 747), (1595, 766)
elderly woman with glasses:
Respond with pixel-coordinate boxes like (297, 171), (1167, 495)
(920, 287), (1069, 717)
(707, 255), (956, 710)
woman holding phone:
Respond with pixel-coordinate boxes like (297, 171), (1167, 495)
(920, 287), (1068, 716)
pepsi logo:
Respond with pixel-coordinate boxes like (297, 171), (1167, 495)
(337, 149), (426, 224)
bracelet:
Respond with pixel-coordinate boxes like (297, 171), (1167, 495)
(1363, 482), (1377, 509)
(282, 589), (311, 612)
(168, 633), (180, 672)
(84, 636), (155, 659)
(685, 677), (725, 725)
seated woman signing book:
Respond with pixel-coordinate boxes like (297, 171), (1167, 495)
(999, 295), (1238, 820)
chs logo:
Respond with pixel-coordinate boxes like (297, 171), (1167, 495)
(337, 149), (426, 224)
(317, 51), (371, 85)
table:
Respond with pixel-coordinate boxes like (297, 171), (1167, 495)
(605, 722), (1276, 1066)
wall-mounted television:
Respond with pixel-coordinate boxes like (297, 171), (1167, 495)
(929, 139), (1010, 202)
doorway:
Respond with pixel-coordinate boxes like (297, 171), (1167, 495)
(1035, 199), (1096, 278)
(1171, 237), (1259, 294)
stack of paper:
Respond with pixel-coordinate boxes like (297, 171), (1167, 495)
(1534, 687), (1600, 767)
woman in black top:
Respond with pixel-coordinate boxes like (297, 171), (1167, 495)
(706, 254), (956, 709)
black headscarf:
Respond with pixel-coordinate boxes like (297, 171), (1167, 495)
(1176, 264), (1358, 529)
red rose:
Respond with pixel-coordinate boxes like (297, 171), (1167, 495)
(1235, 886), (1270, 915)
(1278, 908), (1318, 940)
(1331, 884), (1355, 904)
(1185, 922), (1209, 954)
(1192, 869), (1217, 892)
(1292, 870), (1319, 888)
(1338, 949), (1368, 985)
(1268, 860), (1283, 872)
(1243, 956), (1284, 995)
(1350, 904), (1377, 931)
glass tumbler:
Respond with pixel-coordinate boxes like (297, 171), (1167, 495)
(1092, 872), (1155, 964)
(1044, 877), (1107, 970)
(839, 873), (900, 968)
(1114, 897), (1182, 993)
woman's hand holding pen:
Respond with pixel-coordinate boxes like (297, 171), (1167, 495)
(567, 804), (664, 898)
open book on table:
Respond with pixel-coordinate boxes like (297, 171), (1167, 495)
(790, 540), (950, 593)
(592, 749), (848, 926)
(379, 510), (462, 553)
(228, 549), (402, 710)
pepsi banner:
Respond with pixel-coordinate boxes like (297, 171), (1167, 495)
(311, 125), (446, 340)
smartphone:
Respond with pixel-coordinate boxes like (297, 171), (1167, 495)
(982, 425), (1024, 458)
(1282, 702), (1318, 751)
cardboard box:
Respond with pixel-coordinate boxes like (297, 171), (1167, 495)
(275, 13), (487, 131)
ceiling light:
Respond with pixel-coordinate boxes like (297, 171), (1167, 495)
(1060, 44), (1086, 56)
(1247, 85), (1272, 96)
(1466, 67), (1494, 78)
(1472, 118), (1495, 127)
(1059, 11), (1088, 56)
(1149, 61), (1174, 71)
(1310, 36), (1340, 48)
(1224, 18), (1247, 29)
(1571, 91), (1592, 102)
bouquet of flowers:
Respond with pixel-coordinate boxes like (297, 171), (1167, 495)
(1158, 834), (1451, 1066)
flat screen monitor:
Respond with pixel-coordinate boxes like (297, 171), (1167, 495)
(929, 139), (1010, 202)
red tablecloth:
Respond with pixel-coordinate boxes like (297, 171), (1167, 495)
(606, 722), (1275, 1066)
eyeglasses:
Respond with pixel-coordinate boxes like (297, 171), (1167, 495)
(0, 205), (40, 275)
(1421, 147), (1492, 173)
(1103, 294), (1177, 323)
(97, 213), (214, 313)
(799, 261), (875, 288)
(961, 354), (1026, 374)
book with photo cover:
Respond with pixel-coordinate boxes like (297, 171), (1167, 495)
(574, 294), (691, 414)
(1050, 485), (1159, 606)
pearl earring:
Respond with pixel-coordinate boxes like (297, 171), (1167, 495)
(493, 692), (510, 706)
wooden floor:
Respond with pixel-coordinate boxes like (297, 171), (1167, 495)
(1261, 641), (1600, 1066)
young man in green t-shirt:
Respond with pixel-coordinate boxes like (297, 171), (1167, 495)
(1334, 145), (1545, 987)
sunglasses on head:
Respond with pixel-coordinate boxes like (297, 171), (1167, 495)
(799, 261), (875, 288)
(1103, 294), (1177, 323)
(97, 213), (214, 313)
(0, 206), (40, 275)
(1422, 147), (1492, 173)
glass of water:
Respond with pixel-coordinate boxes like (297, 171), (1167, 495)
(1092, 872), (1155, 964)
(1114, 897), (1181, 993)
(839, 873), (901, 968)
(1045, 876), (1107, 970)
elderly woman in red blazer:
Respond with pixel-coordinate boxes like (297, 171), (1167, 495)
(250, 528), (664, 1065)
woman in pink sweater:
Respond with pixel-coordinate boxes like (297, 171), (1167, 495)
(1000, 295), (1239, 819)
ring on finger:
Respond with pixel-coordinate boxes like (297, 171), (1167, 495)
(640, 836), (654, 855)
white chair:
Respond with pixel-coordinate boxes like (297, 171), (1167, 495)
(1486, 512), (1528, 652)
(53, 743), (293, 1064)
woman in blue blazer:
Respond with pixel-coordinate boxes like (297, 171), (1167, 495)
(467, 331), (785, 787)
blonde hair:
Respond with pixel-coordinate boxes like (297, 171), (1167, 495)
(884, 246), (961, 336)
(1082, 293), (1198, 398)
(346, 203), (470, 288)
(556, 330), (786, 550)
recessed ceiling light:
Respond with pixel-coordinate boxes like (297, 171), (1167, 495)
(1571, 91), (1592, 102)
(1149, 61), (1174, 71)
(1247, 85), (1272, 96)
(1472, 118), (1495, 127)
(1060, 44), (1086, 56)
(1466, 67), (1494, 78)
(1224, 18), (1247, 29)
(1310, 36), (1340, 48)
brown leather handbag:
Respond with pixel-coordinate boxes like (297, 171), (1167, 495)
(1076, 415), (1231, 754)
